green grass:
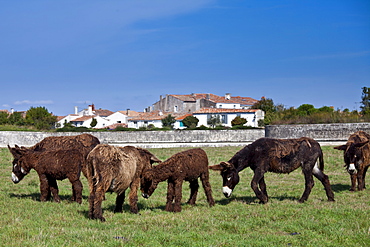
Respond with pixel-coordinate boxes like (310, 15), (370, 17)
(0, 146), (369, 246)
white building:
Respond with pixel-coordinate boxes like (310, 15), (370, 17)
(193, 108), (264, 128)
(57, 105), (137, 129)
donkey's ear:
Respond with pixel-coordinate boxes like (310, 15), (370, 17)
(220, 161), (233, 168)
(333, 145), (347, 151)
(209, 164), (223, 171)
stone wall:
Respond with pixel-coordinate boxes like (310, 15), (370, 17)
(0, 129), (265, 149)
(265, 123), (370, 144)
(2, 123), (370, 148)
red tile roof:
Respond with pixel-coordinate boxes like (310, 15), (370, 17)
(193, 108), (260, 114)
(169, 93), (257, 105)
(70, 116), (94, 122)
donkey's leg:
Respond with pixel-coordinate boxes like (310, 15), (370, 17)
(165, 180), (175, 212)
(114, 192), (126, 213)
(259, 176), (268, 199)
(251, 169), (268, 204)
(363, 166), (368, 189)
(200, 172), (215, 207)
(128, 177), (140, 214)
(187, 179), (199, 205)
(38, 173), (51, 202)
(47, 176), (61, 203)
(357, 169), (366, 191)
(68, 175), (83, 204)
(299, 169), (314, 203)
(173, 180), (183, 212)
(312, 164), (335, 201)
(92, 188), (107, 222)
(349, 174), (357, 191)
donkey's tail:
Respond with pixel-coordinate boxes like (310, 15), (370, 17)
(318, 148), (325, 172)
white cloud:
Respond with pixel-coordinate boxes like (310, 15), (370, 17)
(14, 100), (54, 105)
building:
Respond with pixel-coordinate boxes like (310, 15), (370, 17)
(145, 93), (258, 113)
(127, 111), (189, 129)
(193, 108), (264, 128)
(57, 105), (139, 129)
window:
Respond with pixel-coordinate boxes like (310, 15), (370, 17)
(221, 115), (227, 124)
(174, 106), (178, 112)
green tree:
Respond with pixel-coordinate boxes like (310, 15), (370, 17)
(0, 111), (9, 125)
(25, 106), (57, 130)
(231, 116), (247, 126)
(182, 115), (199, 129)
(360, 87), (370, 115)
(297, 104), (316, 116)
(161, 114), (176, 129)
(90, 118), (97, 128)
(252, 97), (277, 125)
(8, 112), (25, 125)
(252, 97), (276, 113)
(207, 115), (221, 128)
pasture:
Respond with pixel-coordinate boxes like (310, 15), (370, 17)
(0, 146), (369, 246)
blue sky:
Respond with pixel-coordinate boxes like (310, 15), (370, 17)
(1, 0), (369, 116)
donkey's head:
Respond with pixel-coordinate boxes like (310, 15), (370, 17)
(7, 145), (31, 183)
(209, 161), (240, 198)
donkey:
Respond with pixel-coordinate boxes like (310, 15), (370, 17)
(334, 131), (370, 191)
(141, 148), (215, 212)
(210, 137), (335, 204)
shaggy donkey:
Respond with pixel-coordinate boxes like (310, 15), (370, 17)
(8, 146), (85, 203)
(87, 144), (161, 222)
(334, 131), (370, 191)
(141, 148), (215, 212)
(210, 137), (335, 204)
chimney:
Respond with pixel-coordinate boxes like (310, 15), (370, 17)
(206, 94), (210, 100)
(126, 109), (130, 115)
(225, 93), (231, 100)
(11, 108), (14, 114)
(74, 106), (78, 115)
(88, 105), (93, 115)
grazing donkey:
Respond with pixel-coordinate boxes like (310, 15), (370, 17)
(141, 148), (215, 212)
(210, 137), (335, 204)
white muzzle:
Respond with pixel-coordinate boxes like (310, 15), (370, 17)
(222, 186), (233, 198)
(348, 163), (357, 174)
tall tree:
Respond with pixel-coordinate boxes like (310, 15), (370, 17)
(360, 87), (370, 115)
(25, 106), (57, 130)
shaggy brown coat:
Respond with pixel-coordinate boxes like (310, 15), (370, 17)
(87, 144), (161, 222)
(8, 147), (85, 203)
(334, 131), (370, 191)
(9, 134), (100, 178)
(140, 148), (215, 212)
(210, 137), (335, 204)
(30, 133), (100, 176)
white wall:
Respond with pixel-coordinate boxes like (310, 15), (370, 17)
(194, 110), (264, 128)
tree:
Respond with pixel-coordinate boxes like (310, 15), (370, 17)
(182, 116), (199, 129)
(231, 116), (247, 126)
(251, 97), (276, 125)
(360, 87), (370, 115)
(0, 111), (9, 125)
(207, 115), (221, 128)
(161, 114), (176, 129)
(8, 112), (25, 125)
(251, 97), (276, 113)
(90, 118), (97, 128)
(25, 106), (57, 130)
(297, 104), (316, 116)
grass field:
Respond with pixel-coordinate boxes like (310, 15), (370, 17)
(0, 146), (369, 246)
